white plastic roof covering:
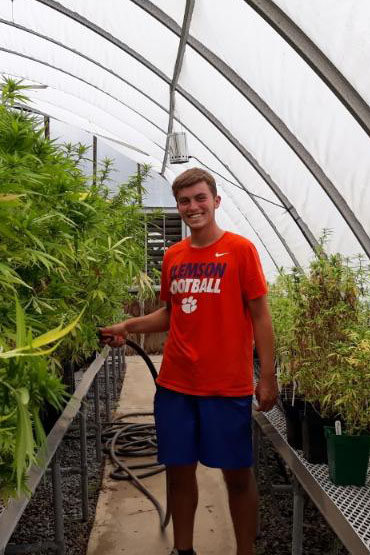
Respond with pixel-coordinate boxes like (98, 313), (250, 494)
(1, 0), (370, 280)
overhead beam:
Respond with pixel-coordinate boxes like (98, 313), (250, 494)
(14, 81), (302, 271)
(32, 0), (319, 251)
(4, 11), (318, 255)
(0, 17), (167, 114)
(192, 155), (302, 269)
(3, 30), (302, 269)
(11, 83), (302, 272)
(130, 0), (370, 259)
(219, 184), (282, 273)
(177, 89), (319, 252)
(37, 76), (301, 268)
(30, 3), (370, 258)
(245, 0), (370, 141)
(161, 0), (195, 174)
(0, 42), (166, 139)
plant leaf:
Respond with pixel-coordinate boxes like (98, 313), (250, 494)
(15, 296), (27, 349)
(31, 308), (85, 349)
(0, 194), (25, 202)
(19, 387), (30, 405)
(0, 340), (62, 359)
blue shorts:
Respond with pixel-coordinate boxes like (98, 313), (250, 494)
(154, 386), (253, 469)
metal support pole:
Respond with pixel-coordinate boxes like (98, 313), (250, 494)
(137, 163), (143, 205)
(111, 348), (117, 400)
(123, 347), (126, 376)
(329, 538), (341, 555)
(139, 300), (145, 349)
(252, 421), (261, 537)
(292, 478), (304, 555)
(51, 450), (65, 555)
(104, 357), (111, 422)
(44, 115), (50, 139)
(92, 135), (97, 186)
(114, 347), (119, 380)
(117, 347), (122, 379)
(79, 401), (89, 521)
(93, 374), (102, 463)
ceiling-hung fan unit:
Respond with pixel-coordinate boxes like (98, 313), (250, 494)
(168, 132), (189, 164)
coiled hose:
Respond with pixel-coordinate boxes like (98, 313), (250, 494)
(101, 339), (171, 529)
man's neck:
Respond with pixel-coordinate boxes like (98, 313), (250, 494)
(189, 224), (224, 248)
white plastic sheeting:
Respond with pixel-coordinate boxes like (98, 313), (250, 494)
(1, 0), (370, 280)
(274, 0), (370, 107)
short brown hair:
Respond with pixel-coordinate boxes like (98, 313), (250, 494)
(172, 167), (217, 199)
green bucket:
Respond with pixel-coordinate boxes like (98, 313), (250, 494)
(325, 427), (370, 486)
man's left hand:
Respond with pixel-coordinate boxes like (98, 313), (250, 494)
(255, 375), (278, 412)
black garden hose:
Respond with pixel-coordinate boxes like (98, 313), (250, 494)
(101, 339), (171, 529)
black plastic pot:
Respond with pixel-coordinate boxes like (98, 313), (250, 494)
(301, 404), (334, 464)
(325, 427), (370, 486)
(40, 402), (62, 434)
(63, 359), (76, 395)
(282, 399), (304, 449)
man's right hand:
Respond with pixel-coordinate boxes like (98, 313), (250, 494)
(99, 322), (128, 348)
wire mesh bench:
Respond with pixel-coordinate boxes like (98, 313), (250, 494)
(253, 406), (370, 555)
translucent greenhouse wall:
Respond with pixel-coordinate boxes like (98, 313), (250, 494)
(1, 0), (370, 280)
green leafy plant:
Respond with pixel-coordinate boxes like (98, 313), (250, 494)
(0, 78), (153, 498)
(0, 78), (151, 362)
(0, 298), (82, 497)
(270, 235), (370, 434)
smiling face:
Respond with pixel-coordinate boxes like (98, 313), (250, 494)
(176, 180), (221, 231)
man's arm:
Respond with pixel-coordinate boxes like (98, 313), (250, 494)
(99, 303), (171, 347)
(247, 295), (278, 412)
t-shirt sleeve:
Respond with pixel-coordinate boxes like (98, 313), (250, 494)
(160, 251), (171, 303)
(239, 241), (268, 300)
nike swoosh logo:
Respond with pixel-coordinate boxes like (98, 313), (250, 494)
(215, 252), (229, 257)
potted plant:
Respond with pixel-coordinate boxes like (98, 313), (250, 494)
(294, 248), (369, 465)
(271, 236), (370, 466)
(0, 79), (153, 498)
(323, 323), (370, 486)
(269, 270), (305, 450)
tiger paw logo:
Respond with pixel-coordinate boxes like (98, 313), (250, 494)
(182, 296), (197, 314)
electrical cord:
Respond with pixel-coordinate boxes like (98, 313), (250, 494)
(101, 339), (171, 529)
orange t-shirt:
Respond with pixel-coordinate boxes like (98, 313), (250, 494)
(157, 232), (268, 397)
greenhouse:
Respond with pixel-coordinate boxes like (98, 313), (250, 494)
(0, 1), (370, 554)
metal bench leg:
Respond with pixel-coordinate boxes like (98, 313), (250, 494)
(104, 357), (111, 421)
(79, 401), (89, 521)
(51, 449), (65, 555)
(252, 421), (261, 537)
(93, 374), (102, 462)
(292, 477), (304, 555)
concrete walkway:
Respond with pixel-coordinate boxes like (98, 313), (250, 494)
(87, 355), (236, 555)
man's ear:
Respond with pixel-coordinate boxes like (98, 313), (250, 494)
(215, 194), (221, 208)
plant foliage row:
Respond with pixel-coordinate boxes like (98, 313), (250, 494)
(269, 236), (370, 435)
(0, 79), (151, 498)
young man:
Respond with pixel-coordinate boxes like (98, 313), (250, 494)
(100, 168), (277, 555)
